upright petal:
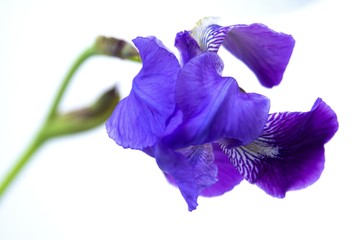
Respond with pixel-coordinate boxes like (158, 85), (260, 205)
(220, 98), (339, 197)
(155, 143), (218, 211)
(175, 31), (202, 65)
(106, 37), (181, 149)
(166, 52), (270, 148)
(191, 18), (295, 88)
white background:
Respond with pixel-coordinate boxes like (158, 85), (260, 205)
(0, 0), (359, 239)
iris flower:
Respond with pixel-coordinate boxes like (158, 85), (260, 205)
(106, 18), (338, 211)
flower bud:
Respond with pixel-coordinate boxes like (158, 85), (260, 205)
(43, 86), (120, 138)
(95, 36), (140, 62)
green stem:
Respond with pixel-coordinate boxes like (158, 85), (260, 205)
(0, 46), (97, 199)
(0, 132), (45, 198)
(46, 47), (97, 120)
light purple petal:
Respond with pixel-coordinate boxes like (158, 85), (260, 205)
(106, 37), (181, 149)
(155, 143), (217, 211)
(175, 31), (202, 65)
(221, 98), (339, 197)
(166, 52), (270, 148)
(198, 23), (295, 88)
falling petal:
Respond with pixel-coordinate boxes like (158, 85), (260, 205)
(221, 98), (339, 197)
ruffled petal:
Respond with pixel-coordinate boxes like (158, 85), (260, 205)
(220, 98), (339, 197)
(106, 37), (181, 149)
(192, 18), (295, 88)
(155, 143), (217, 211)
(166, 52), (270, 148)
(175, 31), (202, 65)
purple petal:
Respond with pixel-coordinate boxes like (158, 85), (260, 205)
(221, 98), (339, 197)
(196, 22), (295, 88)
(166, 52), (270, 148)
(175, 31), (202, 65)
(155, 143), (217, 211)
(106, 37), (181, 149)
(200, 143), (243, 197)
(164, 143), (243, 198)
(221, 24), (295, 88)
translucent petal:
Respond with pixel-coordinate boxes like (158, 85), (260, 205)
(106, 37), (180, 149)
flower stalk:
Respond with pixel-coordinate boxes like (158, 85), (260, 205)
(0, 131), (45, 198)
(0, 36), (139, 199)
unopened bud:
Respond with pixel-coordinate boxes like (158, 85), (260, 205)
(95, 36), (140, 62)
(43, 86), (120, 138)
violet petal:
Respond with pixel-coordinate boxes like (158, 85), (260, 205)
(167, 52), (270, 148)
(106, 36), (180, 149)
(155, 143), (217, 211)
(221, 98), (339, 197)
(221, 23), (295, 88)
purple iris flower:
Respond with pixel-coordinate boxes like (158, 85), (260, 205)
(106, 19), (338, 211)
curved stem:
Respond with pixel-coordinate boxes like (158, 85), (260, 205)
(0, 133), (45, 198)
(46, 47), (97, 120)
(0, 46), (97, 199)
